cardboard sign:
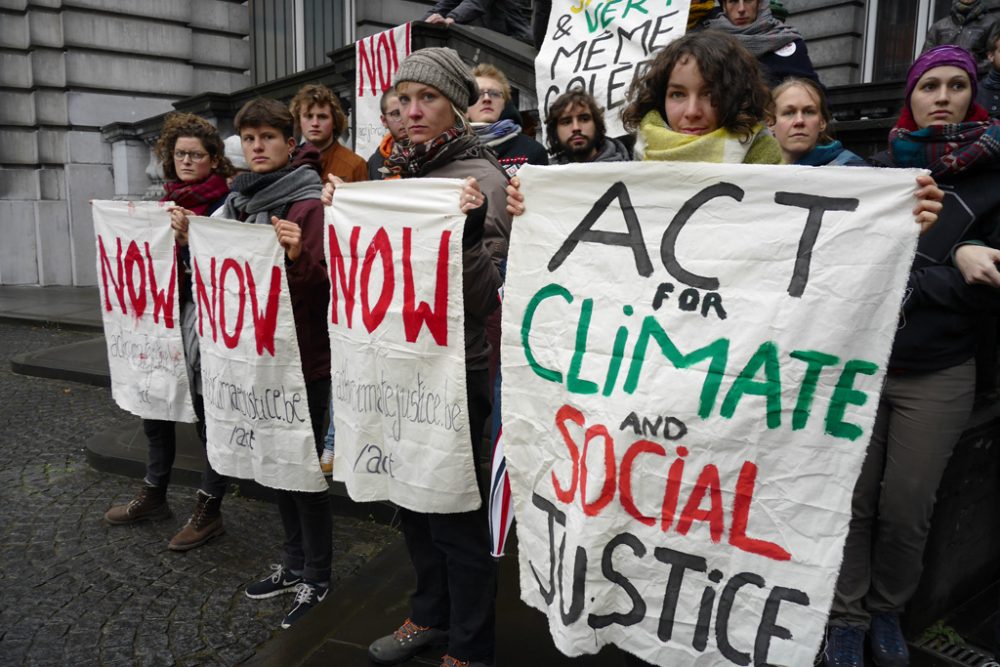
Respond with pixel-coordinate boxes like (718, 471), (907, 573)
(326, 179), (478, 513)
(92, 200), (196, 422)
(188, 217), (327, 493)
(535, 0), (691, 138)
(501, 162), (922, 665)
(355, 24), (411, 160)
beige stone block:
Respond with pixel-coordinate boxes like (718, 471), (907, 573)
(39, 166), (65, 200)
(65, 163), (114, 285)
(0, 91), (36, 125)
(63, 0), (190, 22)
(29, 8), (63, 47)
(0, 129), (40, 164)
(192, 32), (251, 69)
(0, 168), (41, 199)
(0, 201), (39, 285)
(0, 52), (33, 87)
(0, 12), (29, 48)
(62, 9), (192, 58)
(36, 200), (73, 285)
(33, 89), (69, 125)
(67, 90), (176, 126)
(191, 0), (248, 34)
(67, 129), (111, 164)
(36, 128), (66, 163)
(65, 51), (193, 95)
(29, 48), (65, 87)
(193, 67), (250, 95)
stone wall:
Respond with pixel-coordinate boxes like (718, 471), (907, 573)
(0, 0), (250, 286)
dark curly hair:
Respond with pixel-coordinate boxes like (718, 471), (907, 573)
(545, 88), (607, 157)
(154, 112), (234, 181)
(289, 83), (347, 138)
(621, 30), (771, 141)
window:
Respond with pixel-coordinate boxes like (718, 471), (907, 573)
(250, 0), (351, 84)
(863, 0), (950, 82)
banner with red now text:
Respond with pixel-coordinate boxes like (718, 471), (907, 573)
(326, 179), (478, 513)
(355, 24), (411, 160)
(535, 0), (690, 139)
(501, 162), (924, 665)
(92, 200), (196, 423)
(188, 217), (327, 493)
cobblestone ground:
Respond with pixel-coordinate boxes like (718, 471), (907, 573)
(0, 321), (398, 666)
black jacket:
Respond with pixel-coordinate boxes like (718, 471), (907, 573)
(492, 133), (548, 179)
(758, 38), (820, 88)
(422, 0), (531, 43)
(871, 151), (1000, 371)
(924, 6), (998, 75)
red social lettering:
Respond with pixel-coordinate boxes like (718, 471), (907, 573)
(619, 439), (665, 526)
(144, 242), (176, 329)
(552, 404), (584, 504)
(580, 424), (616, 517)
(728, 461), (792, 561)
(329, 224), (361, 327)
(402, 227), (449, 346)
(360, 228), (394, 333)
(218, 258), (245, 349)
(676, 464), (725, 543)
(246, 263), (281, 356)
(661, 445), (688, 532)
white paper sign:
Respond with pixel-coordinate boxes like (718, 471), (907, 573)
(92, 200), (196, 422)
(501, 163), (922, 665)
(188, 216), (327, 493)
(535, 0), (690, 139)
(327, 179), (478, 513)
(355, 24), (412, 160)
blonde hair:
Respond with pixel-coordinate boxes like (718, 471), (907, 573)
(471, 63), (511, 102)
(770, 77), (834, 143)
(288, 83), (347, 137)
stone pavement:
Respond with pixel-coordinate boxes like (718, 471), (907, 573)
(0, 319), (397, 666)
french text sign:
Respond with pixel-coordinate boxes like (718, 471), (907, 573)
(92, 200), (196, 422)
(355, 24), (411, 159)
(536, 0), (690, 138)
(188, 217), (327, 493)
(326, 179), (477, 513)
(501, 163), (922, 665)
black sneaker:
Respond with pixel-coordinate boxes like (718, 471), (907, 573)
(824, 624), (866, 667)
(870, 612), (909, 667)
(245, 565), (303, 599)
(281, 582), (328, 629)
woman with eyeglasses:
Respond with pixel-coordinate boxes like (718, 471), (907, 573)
(104, 112), (235, 552)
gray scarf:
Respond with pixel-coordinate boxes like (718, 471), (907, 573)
(222, 165), (323, 226)
(704, 2), (802, 56)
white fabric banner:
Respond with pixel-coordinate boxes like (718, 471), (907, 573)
(355, 24), (412, 159)
(535, 0), (691, 138)
(501, 162), (922, 666)
(188, 216), (327, 493)
(92, 200), (196, 422)
(327, 179), (477, 513)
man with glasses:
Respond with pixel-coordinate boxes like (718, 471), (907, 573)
(468, 63), (547, 179)
(367, 89), (408, 181)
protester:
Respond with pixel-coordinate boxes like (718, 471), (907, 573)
(289, 83), (367, 183)
(976, 24), (1000, 117)
(173, 98), (333, 629)
(770, 77), (866, 165)
(469, 63), (547, 178)
(367, 89), (407, 181)
(224, 134), (250, 175)
(423, 0), (532, 44)
(702, 0), (820, 87)
(545, 89), (631, 163)
(103, 112), (234, 552)
(824, 45), (1000, 667)
(923, 0), (999, 75)
(331, 47), (510, 667)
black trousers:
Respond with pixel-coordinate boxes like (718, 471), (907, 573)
(399, 369), (496, 664)
(278, 379), (333, 584)
(143, 394), (228, 498)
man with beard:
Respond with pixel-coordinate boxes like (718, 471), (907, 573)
(545, 89), (631, 164)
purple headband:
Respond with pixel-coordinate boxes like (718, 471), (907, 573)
(904, 45), (978, 105)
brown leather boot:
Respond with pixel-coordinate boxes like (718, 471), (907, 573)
(105, 484), (171, 525)
(168, 491), (224, 551)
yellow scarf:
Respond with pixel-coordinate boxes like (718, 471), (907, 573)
(686, 0), (716, 30)
(636, 110), (781, 164)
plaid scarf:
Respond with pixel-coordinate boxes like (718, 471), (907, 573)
(161, 174), (230, 215)
(384, 125), (491, 178)
(889, 105), (1000, 177)
(951, 0), (985, 25)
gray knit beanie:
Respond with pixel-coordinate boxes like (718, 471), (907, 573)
(392, 47), (479, 113)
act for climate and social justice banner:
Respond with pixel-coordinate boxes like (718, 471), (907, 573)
(187, 216), (327, 493)
(535, 0), (691, 139)
(501, 162), (923, 666)
(354, 24), (411, 160)
(92, 200), (196, 423)
(326, 179), (478, 513)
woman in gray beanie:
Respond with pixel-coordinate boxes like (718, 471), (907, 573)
(358, 47), (511, 667)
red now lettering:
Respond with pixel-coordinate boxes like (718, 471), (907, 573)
(357, 31), (400, 98)
(98, 234), (176, 328)
(192, 255), (282, 355)
(361, 228), (394, 333)
(552, 405), (792, 561)
(402, 228), (449, 346)
(328, 224), (361, 327)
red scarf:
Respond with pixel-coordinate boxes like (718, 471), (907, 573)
(889, 103), (1000, 177)
(161, 174), (230, 215)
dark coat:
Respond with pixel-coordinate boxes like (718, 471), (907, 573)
(923, 6), (999, 74)
(422, 0), (531, 43)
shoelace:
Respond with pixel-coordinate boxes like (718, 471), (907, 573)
(395, 618), (430, 641)
(267, 564), (285, 583)
(292, 583), (315, 605)
(441, 656), (469, 667)
(128, 487), (155, 512)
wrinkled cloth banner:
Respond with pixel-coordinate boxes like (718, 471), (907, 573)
(354, 23), (411, 158)
(188, 216), (327, 493)
(535, 0), (690, 139)
(501, 162), (923, 666)
(326, 179), (477, 513)
(92, 200), (196, 423)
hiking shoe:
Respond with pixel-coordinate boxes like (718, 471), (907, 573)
(245, 565), (303, 599)
(168, 490), (224, 551)
(441, 655), (493, 667)
(104, 484), (170, 525)
(824, 625), (866, 667)
(870, 612), (909, 667)
(280, 582), (328, 629)
(368, 618), (448, 664)
(320, 449), (334, 475)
